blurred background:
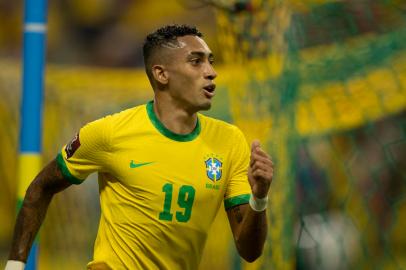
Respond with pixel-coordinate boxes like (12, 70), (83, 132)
(1, 0), (406, 269)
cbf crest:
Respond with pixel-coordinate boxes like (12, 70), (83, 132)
(205, 155), (223, 182)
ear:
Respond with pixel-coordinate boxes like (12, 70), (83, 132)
(151, 65), (169, 85)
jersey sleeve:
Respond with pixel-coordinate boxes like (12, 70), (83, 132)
(56, 116), (112, 184)
(223, 127), (252, 210)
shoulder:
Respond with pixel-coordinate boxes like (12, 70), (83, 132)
(108, 103), (147, 122)
(199, 114), (246, 140)
(97, 103), (147, 129)
(80, 103), (147, 141)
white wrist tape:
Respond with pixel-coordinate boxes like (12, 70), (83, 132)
(249, 195), (268, 212)
(5, 260), (25, 270)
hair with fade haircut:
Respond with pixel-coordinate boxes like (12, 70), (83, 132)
(143, 24), (203, 86)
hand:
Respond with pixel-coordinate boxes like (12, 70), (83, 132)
(248, 140), (274, 199)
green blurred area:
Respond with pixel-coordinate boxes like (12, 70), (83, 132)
(216, 1), (406, 269)
(1, 0), (406, 269)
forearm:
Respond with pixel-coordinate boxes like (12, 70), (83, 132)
(8, 184), (53, 261)
(235, 206), (267, 262)
(8, 159), (71, 262)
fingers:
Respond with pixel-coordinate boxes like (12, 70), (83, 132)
(251, 140), (261, 152)
(250, 153), (273, 168)
(251, 158), (273, 172)
(252, 167), (273, 180)
(250, 159), (273, 182)
(250, 139), (272, 166)
(251, 140), (271, 159)
(249, 140), (274, 198)
(250, 144), (273, 178)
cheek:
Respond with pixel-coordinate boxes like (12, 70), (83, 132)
(171, 71), (200, 91)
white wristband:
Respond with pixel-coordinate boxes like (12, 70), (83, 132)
(249, 195), (268, 212)
(5, 260), (25, 270)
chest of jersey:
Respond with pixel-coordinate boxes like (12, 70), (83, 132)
(101, 130), (232, 231)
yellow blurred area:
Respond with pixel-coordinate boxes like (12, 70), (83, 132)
(17, 155), (42, 199)
(0, 0), (217, 66)
(297, 62), (406, 136)
(68, 0), (119, 25)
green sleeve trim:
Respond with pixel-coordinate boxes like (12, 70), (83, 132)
(224, 194), (250, 210)
(56, 152), (84, 185)
(16, 198), (24, 211)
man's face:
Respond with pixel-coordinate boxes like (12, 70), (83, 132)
(164, 35), (217, 112)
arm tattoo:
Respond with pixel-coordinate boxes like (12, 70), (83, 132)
(233, 206), (243, 224)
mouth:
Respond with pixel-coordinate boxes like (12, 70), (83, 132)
(203, 84), (216, 98)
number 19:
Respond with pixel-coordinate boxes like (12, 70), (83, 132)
(158, 183), (196, 223)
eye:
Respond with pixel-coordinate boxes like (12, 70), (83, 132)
(209, 59), (215, 65)
(190, 58), (202, 65)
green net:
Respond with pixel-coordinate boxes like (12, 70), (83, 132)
(213, 0), (406, 269)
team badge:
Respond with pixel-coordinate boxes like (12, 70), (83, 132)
(65, 133), (80, 159)
(205, 157), (223, 182)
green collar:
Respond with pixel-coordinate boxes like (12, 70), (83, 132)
(146, 101), (201, 142)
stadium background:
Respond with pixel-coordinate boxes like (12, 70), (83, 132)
(1, 0), (406, 269)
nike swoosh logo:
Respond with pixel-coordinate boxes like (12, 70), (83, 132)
(130, 160), (154, 169)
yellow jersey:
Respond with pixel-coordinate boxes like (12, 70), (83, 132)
(57, 101), (251, 270)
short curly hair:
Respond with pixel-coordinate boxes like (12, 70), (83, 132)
(143, 24), (203, 85)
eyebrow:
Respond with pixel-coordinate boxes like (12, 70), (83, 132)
(188, 51), (214, 58)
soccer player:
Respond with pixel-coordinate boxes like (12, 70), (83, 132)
(6, 24), (274, 270)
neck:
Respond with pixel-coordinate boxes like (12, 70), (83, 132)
(152, 97), (198, 135)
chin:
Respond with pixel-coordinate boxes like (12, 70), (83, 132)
(198, 101), (212, 111)
(186, 99), (212, 113)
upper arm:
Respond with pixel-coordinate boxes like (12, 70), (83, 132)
(28, 158), (72, 196)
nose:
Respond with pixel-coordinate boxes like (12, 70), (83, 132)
(204, 63), (217, 80)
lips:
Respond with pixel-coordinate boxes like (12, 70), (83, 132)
(203, 84), (216, 98)
(203, 84), (216, 92)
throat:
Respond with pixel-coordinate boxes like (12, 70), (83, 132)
(160, 115), (198, 135)
(152, 101), (198, 135)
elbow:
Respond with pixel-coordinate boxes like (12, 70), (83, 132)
(24, 179), (53, 205)
(241, 249), (263, 263)
(236, 241), (263, 263)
